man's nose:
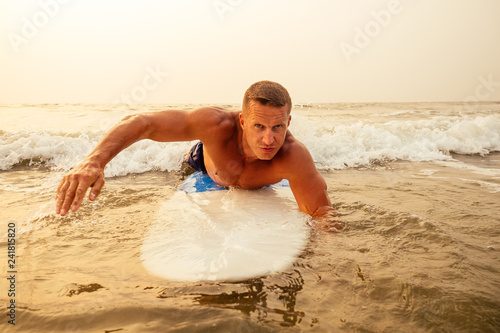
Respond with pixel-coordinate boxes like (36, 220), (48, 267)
(262, 130), (274, 145)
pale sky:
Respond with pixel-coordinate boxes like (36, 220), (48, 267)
(1, 0), (499, 104)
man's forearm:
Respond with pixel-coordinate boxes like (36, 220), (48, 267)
(85, 114), (151, 168)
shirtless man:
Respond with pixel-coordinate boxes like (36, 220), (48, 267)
(55, 81), (341, 231)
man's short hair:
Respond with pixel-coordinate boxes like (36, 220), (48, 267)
(242, 80), (292, 115)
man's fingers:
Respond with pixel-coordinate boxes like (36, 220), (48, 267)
(328, 223), (343, 233)
(55, 162), (105, 216)
(315, 219), (346, 233)
(89, 176), (105, 201)
(328, 221), (347, 233)
(55, 178), (70, 214)
(71, 177), (93, 212)
(57, 174), (93, 216)
(60, 179), (79, 216)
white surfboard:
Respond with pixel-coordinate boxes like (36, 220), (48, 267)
(141, 172), (310, 282)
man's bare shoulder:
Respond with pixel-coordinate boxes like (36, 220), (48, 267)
(189, 107), (239, 141)
(276, 133), (317, 177)
(189, 106), (235, 124)
(280, 132), (310, 158)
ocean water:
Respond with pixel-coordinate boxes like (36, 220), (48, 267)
(0, 102), (499, 332)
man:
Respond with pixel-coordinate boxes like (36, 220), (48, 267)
(55, 81), (341, 231)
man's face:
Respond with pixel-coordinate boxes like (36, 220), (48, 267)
(240, 101), (291, 160)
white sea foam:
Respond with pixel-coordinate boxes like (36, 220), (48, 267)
(1, 113), (499, 176)
(292, 114), (500, 169)
(0, 129), (194, 177)
(459, 178), (500, 193)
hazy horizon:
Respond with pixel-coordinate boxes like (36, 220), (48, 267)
(1, 0), (499, 104)
(2, 101), (500, 107)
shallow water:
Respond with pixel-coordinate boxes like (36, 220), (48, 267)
(1, 103), (499, 332)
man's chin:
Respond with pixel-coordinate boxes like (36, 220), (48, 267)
(250, 147), (279, 160)
(256, 151), (277, 160)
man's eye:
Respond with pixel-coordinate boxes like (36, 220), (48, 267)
(255, 124), (263, 128)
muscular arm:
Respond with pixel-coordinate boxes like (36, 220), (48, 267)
(283, 141), (343, 232)
(55, 107), (225, 216)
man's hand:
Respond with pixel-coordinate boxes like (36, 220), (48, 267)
(55, 160), (105, 216)
(312, 206), (345, 233)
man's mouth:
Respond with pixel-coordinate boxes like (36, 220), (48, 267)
(260, 147), (275, 153)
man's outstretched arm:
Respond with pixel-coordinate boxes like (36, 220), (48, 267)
(284, 142), (343, 232)
(290, 173), (342, 232)
(55, 108), (223, 216)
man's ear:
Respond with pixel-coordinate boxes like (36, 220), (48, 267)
(239, 113), (245, 129)
(287, 115), (291, 126)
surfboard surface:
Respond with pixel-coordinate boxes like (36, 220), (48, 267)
(141, 172), (310, 282)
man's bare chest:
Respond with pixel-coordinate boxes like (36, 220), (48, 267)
(204, 150), (280, 189)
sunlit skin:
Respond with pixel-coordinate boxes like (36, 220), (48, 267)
(239, 101), (290, 161)
(55, 102), (342, 232)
